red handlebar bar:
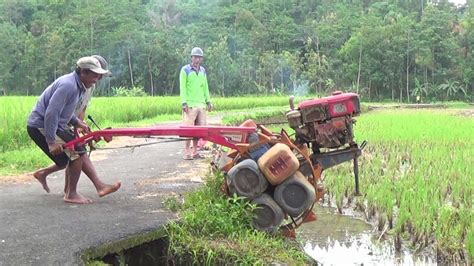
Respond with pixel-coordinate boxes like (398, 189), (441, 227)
(64, 125), (256, 150)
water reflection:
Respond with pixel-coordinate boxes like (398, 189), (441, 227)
(298, 206), (436, 265)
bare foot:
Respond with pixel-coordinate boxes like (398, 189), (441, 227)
(63, 193), (93, 204)
(33, 171), (50, 193)
(98, 181), (122, 197)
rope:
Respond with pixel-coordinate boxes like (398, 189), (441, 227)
(81, 136), (190, 158)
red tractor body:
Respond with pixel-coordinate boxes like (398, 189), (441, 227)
(287, 92), (361, 150)
(299, 92), (360, 119)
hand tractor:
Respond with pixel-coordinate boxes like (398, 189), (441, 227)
(64, 91), (365, 237)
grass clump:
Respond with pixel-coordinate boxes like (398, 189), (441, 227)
(165, 171), (308, 265)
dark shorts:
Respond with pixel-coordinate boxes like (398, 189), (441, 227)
(27, 126), (86, 168)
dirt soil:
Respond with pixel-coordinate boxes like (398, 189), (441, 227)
(0, 120), (214, 265)
(458, 109), (474, 117)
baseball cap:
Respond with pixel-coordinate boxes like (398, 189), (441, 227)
(91, 55), (112, 76)
(76, 56), (109, 75)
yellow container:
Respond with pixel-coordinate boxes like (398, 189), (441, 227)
(257, 143), (299, 185)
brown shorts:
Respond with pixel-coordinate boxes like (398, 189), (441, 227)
(183, 107), (207, 126)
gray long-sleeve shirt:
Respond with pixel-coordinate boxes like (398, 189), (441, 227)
(27, 71), (85, 144)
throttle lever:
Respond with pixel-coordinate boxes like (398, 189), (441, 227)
(87, 115), (101, 130)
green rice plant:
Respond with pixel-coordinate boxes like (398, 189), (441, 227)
(467, 224), (474, 262)
(214, 95), (292, 110)
(0, 96), (37, 151)
(435, 204), (471, 255)
(221, 108), (287, 126)
(322, 109), (473, 261)
(1, 95), (293, 150)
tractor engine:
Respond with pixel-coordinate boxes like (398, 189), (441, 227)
(286, 92), (361, 152)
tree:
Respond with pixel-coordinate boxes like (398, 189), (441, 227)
(302, 42), (330, 95)
(206, 36), (237, 96)
(0, 22), (22, 95)
(415, 4), (461, 87)
(412, 78), (430, 100)
(0, 0), (471, 101)
(281, 50), (302, 95)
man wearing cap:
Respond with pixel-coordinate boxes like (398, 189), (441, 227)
(31, 55), (120, 197)
(180, 47), (213, 160)
(27, 56), (120, 204)
(75, 55), (112, 121)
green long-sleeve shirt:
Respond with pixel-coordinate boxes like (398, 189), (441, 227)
(179, 64), (210, 108)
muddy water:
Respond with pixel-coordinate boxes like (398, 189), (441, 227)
(298, 206), (436, 265)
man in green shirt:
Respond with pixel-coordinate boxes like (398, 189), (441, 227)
(180, 47), (213, 160)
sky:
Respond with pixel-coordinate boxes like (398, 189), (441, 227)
(449, 0), (467, 5)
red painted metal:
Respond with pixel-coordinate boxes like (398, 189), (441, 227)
(63, 125), (256, 150)
(298, 92), (360, 118)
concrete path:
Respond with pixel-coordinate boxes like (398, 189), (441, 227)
(0, 121), (213, 265)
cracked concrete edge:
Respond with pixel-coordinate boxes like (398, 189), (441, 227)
(78, 225), (172, 264)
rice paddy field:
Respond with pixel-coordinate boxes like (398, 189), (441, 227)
(0, 95), (292, 174)
(321, 108), (473, 263)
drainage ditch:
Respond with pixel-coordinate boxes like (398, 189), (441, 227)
(81, 228), (168, 265)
